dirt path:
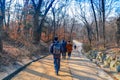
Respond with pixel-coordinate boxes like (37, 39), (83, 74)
(69, 50), (113, 80)
(12, 55), (72, 80)
(11, 40), (114, 80)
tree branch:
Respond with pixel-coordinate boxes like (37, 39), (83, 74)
(31, 0), (37, 10)
(43, 0), (55, 17)
(37, 0), (43, 10)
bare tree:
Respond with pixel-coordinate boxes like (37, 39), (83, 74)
(31, 0), (55, 44)
(93, 0), (117, 47)
(75, 1), (94, 45)
(23, 0), (29, 29)
(90, 0), (99, 41)
(51, 0), (68, 39)
(70, 18), (76, 41)
(0, 0), (6, 52)
(116, 16), (120, 46)
(52, 7), (56, 37)
(62, 10), (67, 39)
(14, 1), (22, 35)
(6, 0), (14, 28)
(101, 0), (105, 47)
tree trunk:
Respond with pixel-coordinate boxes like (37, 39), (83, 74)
(0, 0), (5, 52)
(0, 37), (3, 53)
(52, 8), (56, 37)
(90, 0), (99, 41)
(86, 25), (92, 45)
(7, 13), (10, 28)
(63, 19), (66, 39)
(32, 0), (55, 44)
(32, 12), (40, 44)
(0, 18), (3, 52)
(6, 0), (12, 28)
(70, 22), (74, 41)
(102, 0), (106, 47)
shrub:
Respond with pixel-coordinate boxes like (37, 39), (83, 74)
(82, 43), (92, 53)
(86, 50), (98, 60)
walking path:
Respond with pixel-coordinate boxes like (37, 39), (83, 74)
(70, 50), (113, 80)
(11, 41), (113, 80)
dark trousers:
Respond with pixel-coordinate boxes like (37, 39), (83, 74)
(68, 52), (71, 57)
(62, 52), (66, 58)
(54, 58), (60, 74)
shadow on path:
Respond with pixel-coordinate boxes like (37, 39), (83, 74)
(25, 68), (60, 80)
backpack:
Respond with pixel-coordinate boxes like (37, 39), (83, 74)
(53, 43), (61, 58)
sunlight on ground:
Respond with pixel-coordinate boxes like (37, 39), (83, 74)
(12, 56), (72, 80)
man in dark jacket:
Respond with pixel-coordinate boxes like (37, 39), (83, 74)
(49, 36), (62, 75)
(61, 39), (67, 59)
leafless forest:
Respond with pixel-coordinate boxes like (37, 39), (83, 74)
(0, 0), (120, 72)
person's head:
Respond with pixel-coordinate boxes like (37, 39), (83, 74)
(68, 40), (71, 44)
(62, 39), (65, 42)
(54, 36), (58, 41)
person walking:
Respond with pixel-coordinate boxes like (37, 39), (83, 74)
(66, 41), (73, 59)
(49, 36), (62, 75)
(61, 39), (67, 59)
(73, 44), (77, 50)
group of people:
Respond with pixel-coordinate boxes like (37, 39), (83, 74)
(61, 39), (73, 59)
(49, 36), (73, 75)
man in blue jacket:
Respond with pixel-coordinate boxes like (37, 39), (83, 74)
(49, 36), (62, 75)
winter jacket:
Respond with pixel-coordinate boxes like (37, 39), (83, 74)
(66, 43), (73, 53)
(61, 40), (67, 53)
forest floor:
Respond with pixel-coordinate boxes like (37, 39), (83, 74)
(0, 37), (49, 80)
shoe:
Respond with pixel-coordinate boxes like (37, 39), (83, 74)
(56, 72), (58, 75)
(68, 57), (70, 59)
(55, 71), (58, 75)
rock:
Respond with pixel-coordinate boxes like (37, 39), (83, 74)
(110, 61), (116, 70)
(116, 65), (120, 72)
(104, 61), (110, 68)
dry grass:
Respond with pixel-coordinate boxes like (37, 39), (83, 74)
(0, 36), (49, 71)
